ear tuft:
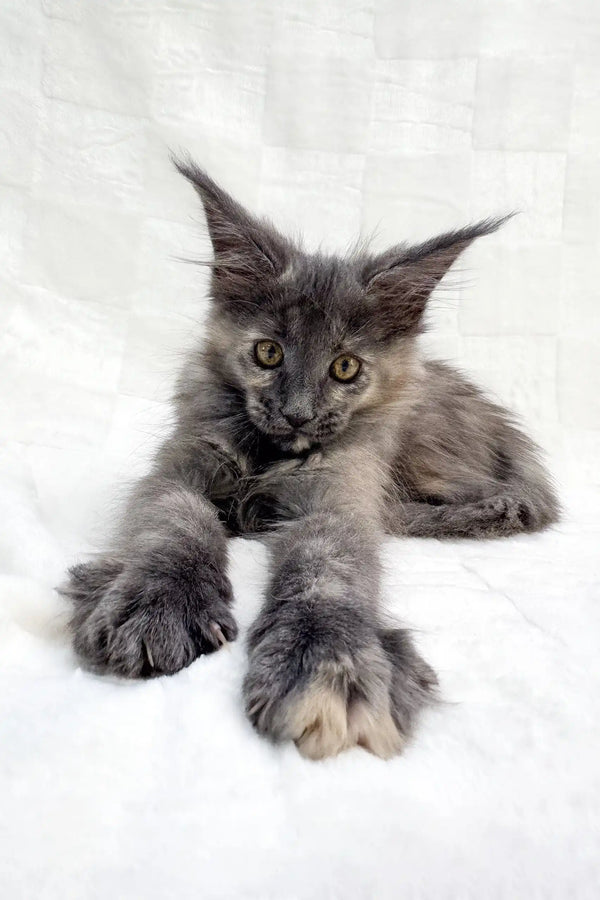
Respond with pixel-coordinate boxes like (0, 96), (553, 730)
(172, 153), (290, 299)
(362, 214), (514, 336)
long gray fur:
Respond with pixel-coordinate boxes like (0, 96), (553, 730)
(60, 159), (558, 759)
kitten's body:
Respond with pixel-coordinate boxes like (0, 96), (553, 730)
(63, 162), (558, 760)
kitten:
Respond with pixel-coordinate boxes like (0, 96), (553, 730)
(62, 159), (558, 760)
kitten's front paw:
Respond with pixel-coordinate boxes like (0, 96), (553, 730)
(63, 554), (237, 678)
(378, 627), (438, 737)
(243, 610), (435, 760)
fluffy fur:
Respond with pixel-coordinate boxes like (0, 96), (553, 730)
(61, 159), (558, 759)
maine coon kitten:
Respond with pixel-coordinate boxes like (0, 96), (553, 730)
(62, 159), (558, 760)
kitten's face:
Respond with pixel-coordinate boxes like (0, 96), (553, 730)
(175, 158), (507, 453)
(211, 259), (392, 452)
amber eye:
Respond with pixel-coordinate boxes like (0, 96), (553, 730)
(330, 354), (361, 383)
(255, 340), (284, 368)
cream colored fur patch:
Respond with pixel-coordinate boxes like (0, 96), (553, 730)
(285, 664), (404, 761)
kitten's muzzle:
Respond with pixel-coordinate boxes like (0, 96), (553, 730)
(280, 394), (315, 430)
(283, 411), (312, 429)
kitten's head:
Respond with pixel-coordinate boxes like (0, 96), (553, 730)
(176, 157), (508, 452)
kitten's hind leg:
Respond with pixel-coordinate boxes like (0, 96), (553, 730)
(388, 360), (559, 540)
(387, 489), (557, 539)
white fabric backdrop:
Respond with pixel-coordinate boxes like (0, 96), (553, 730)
(1, 1), (599, 898)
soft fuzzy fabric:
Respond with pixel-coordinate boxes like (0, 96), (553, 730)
(1, 476), (599, 898)
(1, 0), (599, 897)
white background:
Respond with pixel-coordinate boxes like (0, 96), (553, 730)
(1, 2), (599, 898)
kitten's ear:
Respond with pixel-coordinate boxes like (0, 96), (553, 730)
(361, 216), (512, 335)
(173, 156), (290, 297)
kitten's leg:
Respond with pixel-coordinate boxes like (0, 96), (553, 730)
(385, 360), (559, 540)
(389, 489), (557, 539)
(243, 450), (436, 759)
(379, 627), (438, 735)
(61, 443), (238, 677)
(389, 427), (558, 539)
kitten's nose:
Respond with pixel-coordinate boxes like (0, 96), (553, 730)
(284, 411), (311, 429)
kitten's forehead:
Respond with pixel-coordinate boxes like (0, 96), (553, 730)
(269, 254), (364, 343)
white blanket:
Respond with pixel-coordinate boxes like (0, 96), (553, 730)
(2, 479), (599, 898)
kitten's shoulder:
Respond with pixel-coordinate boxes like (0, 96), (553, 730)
(420, 357), (488, 401)
(405, 356), (505, 433)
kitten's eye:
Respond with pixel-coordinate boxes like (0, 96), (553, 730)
(255, 340), (284, 368)
(330, 354), (361, 383)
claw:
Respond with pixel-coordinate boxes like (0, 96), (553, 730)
(247, 698), (266, 718)
(209, 621), (229, 649)
(143, 639), (154, 669)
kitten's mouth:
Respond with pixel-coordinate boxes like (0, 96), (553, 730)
(255, 418), (317, 452)
(247, 403), (328, 453)
(268, 426), (315, 452)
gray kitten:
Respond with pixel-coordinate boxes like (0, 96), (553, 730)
(62, 160), (558, 760)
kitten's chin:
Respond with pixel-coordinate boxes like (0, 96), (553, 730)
(288, 434), (312, 453)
